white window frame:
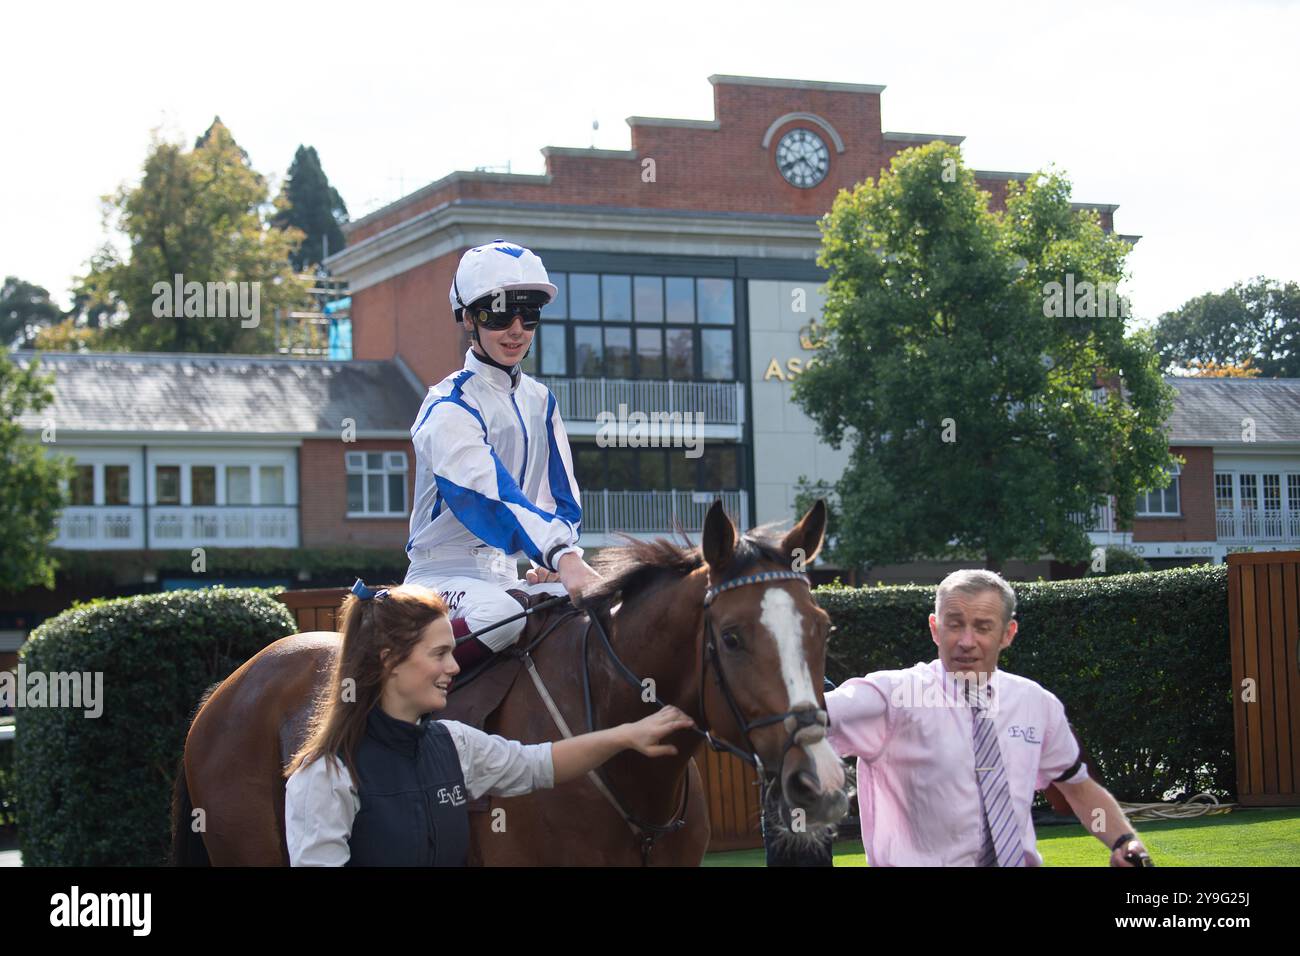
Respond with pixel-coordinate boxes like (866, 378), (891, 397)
(346, 450), (409, 517)
(1136, 463), (1182, 516)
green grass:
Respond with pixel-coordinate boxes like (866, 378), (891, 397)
(702, 808), (1300, 867)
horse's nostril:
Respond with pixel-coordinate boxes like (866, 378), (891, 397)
(794, 770), (821, 796)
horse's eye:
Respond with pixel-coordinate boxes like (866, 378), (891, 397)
(721, 630), (742, 650)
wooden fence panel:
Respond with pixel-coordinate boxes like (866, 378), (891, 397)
(1228, 552), (1300, 806)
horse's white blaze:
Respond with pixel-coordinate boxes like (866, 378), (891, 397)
(759, 589), (816, 705)
(759, 590), (846, 793)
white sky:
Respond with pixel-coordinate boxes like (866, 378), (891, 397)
(4, 0), (1297, 324)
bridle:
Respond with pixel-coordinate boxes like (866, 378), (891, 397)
(573, 566), (829, 860)
(697, 569), (830, 773)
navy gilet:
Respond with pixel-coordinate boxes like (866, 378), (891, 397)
(345, 706), (471, 867)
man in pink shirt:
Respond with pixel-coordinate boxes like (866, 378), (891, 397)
(826, 569), (1152, 867)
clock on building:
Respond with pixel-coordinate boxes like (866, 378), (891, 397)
(775, 128), (829, 188)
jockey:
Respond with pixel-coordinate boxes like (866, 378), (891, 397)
(404, 239), (601, 669)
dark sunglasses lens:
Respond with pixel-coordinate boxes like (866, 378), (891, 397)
(474, 307), (541, 331)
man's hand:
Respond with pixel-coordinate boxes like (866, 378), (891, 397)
(557, 551), (602, 604)
(621, 706), (696, 758)
(525, 566), (560, 585)
(1110, 836), (1153, 867)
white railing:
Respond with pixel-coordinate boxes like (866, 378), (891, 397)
(54, 506), (145, 549)
(1217, 508), (1299, 543)
(1068, 501), (1114, 533)
(54, 506), (298, 549)
(579, 490), (748, 535)
(537, 377), (744, 426)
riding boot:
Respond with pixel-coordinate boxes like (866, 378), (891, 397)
(450, 617), (494, 670)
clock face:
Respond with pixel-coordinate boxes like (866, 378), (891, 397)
(776, 128), (829, 188)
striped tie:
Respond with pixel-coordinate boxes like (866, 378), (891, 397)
(966, 683), (1024, 867)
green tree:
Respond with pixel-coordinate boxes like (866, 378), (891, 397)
(1153, 277), (1299, 377)
(1, 276), (63, 348)
(0, 354), (74, 592)
(794, 142), (1176, 572)
(273, 145), (349, 272)
(76, 118), (308, 353)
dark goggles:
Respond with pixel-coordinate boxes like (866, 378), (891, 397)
(466, 303), (542, 331)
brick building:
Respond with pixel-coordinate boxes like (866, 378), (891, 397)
(6, 73), (1298, 666)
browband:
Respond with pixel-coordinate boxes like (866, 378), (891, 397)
(703, 569), (811, 607)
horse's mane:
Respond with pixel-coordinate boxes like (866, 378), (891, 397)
(583, 518), (792, 616)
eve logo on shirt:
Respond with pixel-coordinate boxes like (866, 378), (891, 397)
(1008, 725), (1041, 744)
(438, 785), (467, 806)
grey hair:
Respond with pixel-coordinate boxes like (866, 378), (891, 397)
(934, 569), (1017, 626)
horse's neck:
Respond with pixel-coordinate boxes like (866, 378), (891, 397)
(586, 596), (705, 813)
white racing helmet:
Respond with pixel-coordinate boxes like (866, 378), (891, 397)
(448, 240), (558, 319)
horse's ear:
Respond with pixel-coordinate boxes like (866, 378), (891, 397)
(782, 497), (827, 566)
(701, 498), (736, 571)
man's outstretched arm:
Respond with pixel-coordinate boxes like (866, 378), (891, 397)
(1053, 776), (1151, 866)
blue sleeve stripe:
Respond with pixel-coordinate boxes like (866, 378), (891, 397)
(545, 390), (582, 534)
(435, 470), (545, 565)
(413, 370), (477, 438)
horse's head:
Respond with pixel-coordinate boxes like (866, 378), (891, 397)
(699, 498), (849, 838)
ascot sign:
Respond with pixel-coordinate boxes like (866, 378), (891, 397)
(763, 318), (826, 382)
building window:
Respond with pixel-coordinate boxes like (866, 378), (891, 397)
(1137, 464), (1180, 516)
(105, 465), (130, 505)
(1214, 473), (1234, 510)
(156, 466), (181, 505)
(192, 466), (217, 506)
(544, 271), (737, 382)
(571, 445), (745, 492)
(227, 466), (253, 505)
(260, 465), (286, 505)
(70, 465), (94, 505)
(346, 451), (407, 516)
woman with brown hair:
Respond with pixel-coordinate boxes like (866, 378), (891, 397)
(285, 579), (691, 866)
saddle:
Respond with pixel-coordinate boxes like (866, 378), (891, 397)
(439, 589), (569, 731)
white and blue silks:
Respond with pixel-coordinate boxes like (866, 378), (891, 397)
(404, 348), (582, 646)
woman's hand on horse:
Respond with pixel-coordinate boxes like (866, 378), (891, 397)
(623, 706), (696, 758)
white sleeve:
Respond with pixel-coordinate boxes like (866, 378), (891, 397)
(442, 720), (555, 800)
(540, 389), (583, 567)
(285, 756), (359, 866)
(414, 398), (580, 571)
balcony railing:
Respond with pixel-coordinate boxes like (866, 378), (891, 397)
(579, 490), (748, 536)
(537, 377), (744, 426)
(1067, 501), (1115, 533)
(1217, 508), (1300, 543)
(54, 506), (299, 550)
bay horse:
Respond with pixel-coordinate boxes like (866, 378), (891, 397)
(171, 498), (847, 865)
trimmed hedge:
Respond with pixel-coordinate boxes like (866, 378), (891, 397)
(0, 722), (14, 829)
(15, 587), (297, 866)
(815, 565), (1232, 802)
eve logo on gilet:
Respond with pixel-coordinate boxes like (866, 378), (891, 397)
(438, 785), (467, 806)
(1008, 725), (1041, 744)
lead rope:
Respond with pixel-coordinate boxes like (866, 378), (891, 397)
(521, 650), (688, 865)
